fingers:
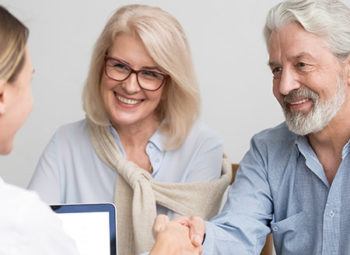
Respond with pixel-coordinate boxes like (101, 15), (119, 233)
(152, 214), (170, 238)
(174, 216), (191, 227)
(154, 215), (205, 247)
(174, 216), (206, 247)
(188, 216), (205, 247)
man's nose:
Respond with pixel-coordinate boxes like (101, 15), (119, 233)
(278, 68), (300, 96)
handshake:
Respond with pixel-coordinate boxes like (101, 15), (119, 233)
(150, 215), (206, 255)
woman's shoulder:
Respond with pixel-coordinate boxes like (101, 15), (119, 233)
(0, 179), (79, 254)
(186, 120), (223, 146)
(51, 119), (89, 142)
(55, 118), (87, 135)
(0, 178), (49, 216)
(40, 119), (93, 154)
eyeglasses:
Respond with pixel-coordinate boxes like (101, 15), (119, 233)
(104, 56), (169, 91)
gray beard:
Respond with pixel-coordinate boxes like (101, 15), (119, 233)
(283, 79), (346, 136)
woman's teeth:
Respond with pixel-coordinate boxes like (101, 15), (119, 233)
(117, 95), (140, 105)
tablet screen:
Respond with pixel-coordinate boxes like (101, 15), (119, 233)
(51, 204), (116, 255)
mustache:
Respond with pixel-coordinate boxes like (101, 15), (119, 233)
(283, 87), (319, 104)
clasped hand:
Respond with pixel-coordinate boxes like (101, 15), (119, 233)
(150, 215), (206, 255)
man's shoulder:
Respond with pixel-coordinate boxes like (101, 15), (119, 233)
(253, 122), (296, 146)
(248, 122), (298, 161)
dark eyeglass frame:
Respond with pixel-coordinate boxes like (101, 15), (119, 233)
(104, 56), (169, 91)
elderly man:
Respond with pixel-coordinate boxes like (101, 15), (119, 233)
(150, 0), (350, 254)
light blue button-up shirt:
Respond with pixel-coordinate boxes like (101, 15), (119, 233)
(28, 119), (224, 217)
(204, 122), (350, 255)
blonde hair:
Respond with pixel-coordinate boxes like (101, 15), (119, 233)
(83, 4), (200, 149)
(0, 6), (28, 83)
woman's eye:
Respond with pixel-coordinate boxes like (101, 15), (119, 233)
(141, 70), (163, 80)
(114, 62), (128, 70)
(107, 59), (129, 71)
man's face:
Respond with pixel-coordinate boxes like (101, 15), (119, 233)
(268, 22), (348, 135)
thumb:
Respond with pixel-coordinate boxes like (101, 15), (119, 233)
(188, 216), (205, 247)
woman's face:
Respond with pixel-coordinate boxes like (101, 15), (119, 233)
(100, 33), (165, 131)
(0, 47), (33, 154)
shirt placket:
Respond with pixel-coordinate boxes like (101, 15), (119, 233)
(321, 178), (341, 255)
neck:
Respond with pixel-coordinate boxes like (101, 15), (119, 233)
(112, 117), (160, 172)
(114, 119), (160, 149)
(308, 102), (350, 151)
(307, 104), (350, 183)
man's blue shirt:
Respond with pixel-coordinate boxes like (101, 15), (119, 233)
(204, 122), (350, 255)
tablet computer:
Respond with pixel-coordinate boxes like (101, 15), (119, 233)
(51, 203), (116, 255)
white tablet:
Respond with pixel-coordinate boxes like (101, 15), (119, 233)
(51, 203), (117, 255)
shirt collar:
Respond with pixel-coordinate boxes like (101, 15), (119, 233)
(108, 124), (165, 154)
(295, 134), (350, 187)
(296, 134), (350, 160)
(148, 128), (165, 152)
(108, 125), (126, 156)
(295, 135), (329, 186)
(342, 139), (350, 159)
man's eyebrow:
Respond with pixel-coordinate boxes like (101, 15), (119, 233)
(294, 52), (315, 60)
(267, 52), (315, 67)
(267, 61), (279, 68)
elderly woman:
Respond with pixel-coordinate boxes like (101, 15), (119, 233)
(29, 4), (231, 254)
(0, 6), (78, 254)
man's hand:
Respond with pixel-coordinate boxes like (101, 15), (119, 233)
(175, 216), (206, 247)
(150, 215), (204, 255)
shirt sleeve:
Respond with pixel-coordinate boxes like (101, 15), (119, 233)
(202, 135), (273, 254)
(28, 132), (63, 204)
(0, 189), (79, 255)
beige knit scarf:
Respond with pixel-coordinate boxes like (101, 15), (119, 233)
(87, 119), (232, 255)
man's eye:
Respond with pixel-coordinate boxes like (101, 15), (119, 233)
(296, 62), (307, 68)
(271, 67), (282, 78)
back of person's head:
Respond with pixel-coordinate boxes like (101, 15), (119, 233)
(264, 0), (350, 60)
(0, 6), (29, 84)
(83, 4), (200, 149)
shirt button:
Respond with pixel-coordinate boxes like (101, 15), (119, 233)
(272, 226), (278, 232)
(329, 210), (335, 218)
(148, 144), (154, 150)
(155, 158), (160, 163)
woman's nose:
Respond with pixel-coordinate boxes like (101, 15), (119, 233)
(122, 72), (141, 94)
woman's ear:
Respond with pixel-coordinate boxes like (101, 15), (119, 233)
(0, 80), (6, 115)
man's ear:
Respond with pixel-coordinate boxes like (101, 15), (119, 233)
(0, 80), (6, 115)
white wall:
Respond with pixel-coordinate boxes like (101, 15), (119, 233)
(0, 0), (314, 187)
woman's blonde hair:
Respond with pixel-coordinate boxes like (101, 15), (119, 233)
(83, 4), (200, 149)
(0, 6), (29, 83)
